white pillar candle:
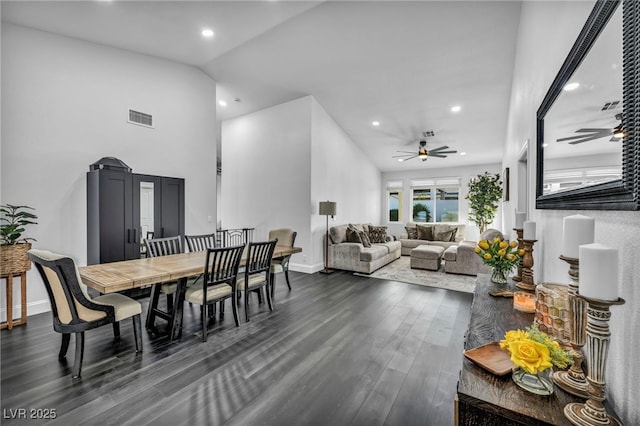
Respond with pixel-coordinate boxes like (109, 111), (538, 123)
(579, 243), (619, 301)
(562, 214), (595, 258)
(523, 221), (536, 240)
(515, 212), (526, 229)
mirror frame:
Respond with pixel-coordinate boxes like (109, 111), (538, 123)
(536, 0), (639, 210)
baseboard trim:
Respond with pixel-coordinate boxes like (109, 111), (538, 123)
(0, 299), (51, 321)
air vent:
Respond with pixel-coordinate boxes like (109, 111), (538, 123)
(422, 130), (435, 137)
(128, 109), (154, 128)
(601, 101), (620, 111)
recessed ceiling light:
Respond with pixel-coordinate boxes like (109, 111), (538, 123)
(397, 158), (404, 162)
(372, 121), (380, 126)
(459, 152), (467, 156)
(218, 100), (227, 107)
(201, 29), (214, 38)
(451, 105), (462, 113)
(542, 143), (549, 148)
(563, 82), (580, 91)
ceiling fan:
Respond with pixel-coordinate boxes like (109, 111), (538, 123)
(393, 140), (457, 162)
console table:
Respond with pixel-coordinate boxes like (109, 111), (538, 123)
(456, 274), (619, 425)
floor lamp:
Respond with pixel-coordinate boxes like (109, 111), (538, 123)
(319, 201), (336, 274)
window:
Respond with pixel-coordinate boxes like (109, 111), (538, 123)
(386, 180), (403, 223)
(410, 178), (460, 223)
(387, 190), (402, 222)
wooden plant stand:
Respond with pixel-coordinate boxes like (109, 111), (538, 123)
(1, 272), (28, 330)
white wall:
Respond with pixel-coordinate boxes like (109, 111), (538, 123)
(1, 23), (218, 319)
(382, 163), (502, 241)
(221, 95), (382, 273)
(310, 97), (382, 268)
(221, 96), (312, 269)
(505, 2), (637, 423)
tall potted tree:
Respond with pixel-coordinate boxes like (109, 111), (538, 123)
(1, 204), (38, 275)
(466, 172), (502, 233)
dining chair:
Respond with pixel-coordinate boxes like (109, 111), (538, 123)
(185, 244), (245, 341)
(268, 228), (297, 296)
(185, 233), (219, 315)
(237, 239), (277, 322)
(143, 235), (183, 330)
(185, 233), (217, 252)
(27, 249), (142, 379)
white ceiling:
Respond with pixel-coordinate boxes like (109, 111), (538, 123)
(2, 0), (523, 172)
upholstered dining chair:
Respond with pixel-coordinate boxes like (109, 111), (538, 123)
(237, 239), (277, 322)
(268, 228), (297, 296)
(184, 244), (245, 341)
(143, 235), (183, 330)
(27, 249), (142, 379)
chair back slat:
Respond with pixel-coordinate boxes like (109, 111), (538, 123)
(144, 236), (183, 257)
(204, 244), (245, 288)
(246, 239), (278, 275)
(185, 233), (217, 252)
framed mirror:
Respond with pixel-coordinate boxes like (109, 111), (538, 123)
(536, 0), (639, 210)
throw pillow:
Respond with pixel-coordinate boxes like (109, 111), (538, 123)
(368, 225), (388, 243)
(434, 224), (457, 242)
(346, 227), (363, 244)
(358, 230), (372, 247)
(448, 226), (459, 242)
(416, 224), (434, 241)
(405, 226), (418, 240)
(348, 223), (365, 233)
(435, 229), (456, 242)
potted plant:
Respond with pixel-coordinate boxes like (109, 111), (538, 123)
(466, 172), (503, 233)
(1, 204), (38, 275)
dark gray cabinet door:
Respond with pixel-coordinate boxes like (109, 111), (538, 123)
(87, 169), (137, 264)
(159, 177), (185, 238)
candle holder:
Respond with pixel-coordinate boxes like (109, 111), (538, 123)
(512, 228), (524, 282)
(553, 255), (589, 398)
(564, 296), (625, 426)
(516, 239), (537, 291)
(513, 290), (536, 313)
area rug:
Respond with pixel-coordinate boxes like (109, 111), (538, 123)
(355, 256), (477, 293)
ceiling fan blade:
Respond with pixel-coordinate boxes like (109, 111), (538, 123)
(429, 154), (448, 158)
(428, 145), (450, 152)
(399, 155), (418, 161)
(395, 150), (417, 154)
(429, 150), (457, 155)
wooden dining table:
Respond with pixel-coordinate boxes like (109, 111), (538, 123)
(78, 245), (302, 340)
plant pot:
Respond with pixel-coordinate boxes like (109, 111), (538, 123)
(490, 267), (508, 284)
(0, 243), (32, 276)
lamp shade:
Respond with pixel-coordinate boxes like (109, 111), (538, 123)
(319, 201), (337, 216)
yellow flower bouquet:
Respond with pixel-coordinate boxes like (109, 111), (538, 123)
(500, 323), (573, 395)
(475, 237), (523, 283)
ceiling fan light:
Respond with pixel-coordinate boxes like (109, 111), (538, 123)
(613, 125), (624, 138)
(418, 147), (428, 159)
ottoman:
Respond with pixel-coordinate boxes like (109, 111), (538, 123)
(410, 245), (445, 271)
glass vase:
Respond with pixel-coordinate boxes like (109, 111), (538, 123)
(490, 267), (508, 284)
(512, 368), (554, 396)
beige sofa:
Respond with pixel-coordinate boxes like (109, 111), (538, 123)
(443, 228), (504, 276)
(327, 224), (401, 274)
(398, 222), (466, 256)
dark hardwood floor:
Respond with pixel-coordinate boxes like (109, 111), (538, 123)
(1, 270), (473, 425)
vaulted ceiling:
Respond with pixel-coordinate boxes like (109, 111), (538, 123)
(2, 1), (522, 171)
